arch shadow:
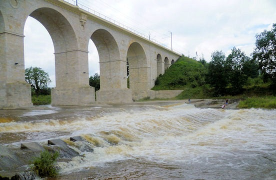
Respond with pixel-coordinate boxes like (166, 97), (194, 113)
(157, 54), (162, 76)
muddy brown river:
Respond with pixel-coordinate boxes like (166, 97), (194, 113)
(0, 101), (276, 179)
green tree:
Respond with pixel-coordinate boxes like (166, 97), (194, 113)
(89, 73), (100, 91)
(253, 23), (276, 88)
(225, 47), (249, 94)
(25, 67), (51, 95)
(206, 51), (227, 96)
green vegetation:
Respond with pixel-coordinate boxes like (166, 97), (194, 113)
(89, 73), (100, 91)
(32, 95), (51, 105)
(25, 67), (52, 105)
(150, 24), (276, 109)
(152, 56), (211, 99)
(152, 56), (207, 91)
(25, 67), (51, 95)
(238, 96), (276, 109)
(253, 23), (276, 93)
(0, 175), (9, 180)
(31, 150), (59, 178)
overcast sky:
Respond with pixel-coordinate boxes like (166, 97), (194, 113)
(24, 0), (276, 87)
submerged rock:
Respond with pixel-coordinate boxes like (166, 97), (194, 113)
(48, 139), (79, 159)
(70, 136), (84, 142)
(21, 142), (45, 152)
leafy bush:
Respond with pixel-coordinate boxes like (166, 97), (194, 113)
(0, 175), (9, 180)
(31, 150), (59, 178)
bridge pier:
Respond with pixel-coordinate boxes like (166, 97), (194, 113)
(51, 86), (95, 106)
(51, 49), (95, 106)
(96, 89), (132, 104)
(0, 31), (32, 109)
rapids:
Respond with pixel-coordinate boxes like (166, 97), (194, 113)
(0, 101), (276, 179)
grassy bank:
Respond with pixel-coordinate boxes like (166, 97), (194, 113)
(238, 96), (276, 109)
(32, 95), (51, 105)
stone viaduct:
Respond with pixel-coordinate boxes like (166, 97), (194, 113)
(0, 0), (181, 109)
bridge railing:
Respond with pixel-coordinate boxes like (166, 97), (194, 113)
(62, 0), (176, 52)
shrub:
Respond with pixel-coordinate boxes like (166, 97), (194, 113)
(31, 150), (59, 178)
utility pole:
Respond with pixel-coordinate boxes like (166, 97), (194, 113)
(169, 31), (172, 50)
(76, 0), (78, 6)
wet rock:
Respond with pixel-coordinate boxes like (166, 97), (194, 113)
(48, 139), (79, 159)
(0, 145), (23, 171)
(21, 142), (45, 152)
(75, 141), (94, 153)
(10, 171), (36, 180)
(48, 139), (68, 148)
(70, 136), (94, 153)
(70, 136), (84, 142)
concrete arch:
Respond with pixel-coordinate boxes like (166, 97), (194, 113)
(91, 29), (121, 90)
(164, 57), (170, 70)
(28, 8), (78, 53)
(27, 8), (80, 90)
(127, 42), (149, 100)
(26, 8), (94, 106)
(157, 54), (162, 76)
(171, 59), (175, 64)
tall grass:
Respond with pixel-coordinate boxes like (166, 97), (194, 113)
(32, 95), (51, 105)
(238, 96), (276, 109)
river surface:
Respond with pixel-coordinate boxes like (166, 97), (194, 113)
(0, 101), (276, 180)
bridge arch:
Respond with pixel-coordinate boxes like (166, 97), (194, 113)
(25, 7), (94, 105)
(28, 8), (78, 54)
(164, 57), (170, 70)
(171, 59), (175, 64)
(157, 54), (162, 76)
(91, 29), (120, 90)
(127, 42), (149, 100)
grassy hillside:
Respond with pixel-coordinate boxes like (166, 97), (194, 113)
(152, 56), (211, 98)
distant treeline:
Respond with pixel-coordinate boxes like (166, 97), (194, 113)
(153, 24), (276, 98)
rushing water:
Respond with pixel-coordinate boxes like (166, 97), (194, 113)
(0, 102), (276, 179)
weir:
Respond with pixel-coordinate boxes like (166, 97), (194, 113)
(0, 101), (276, 179)
(0, 0), (180, 109)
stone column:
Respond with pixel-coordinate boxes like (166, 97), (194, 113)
(51, 50), (95, 106)
(96, 58), (132, 103)
(0, 31), (32, 109)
